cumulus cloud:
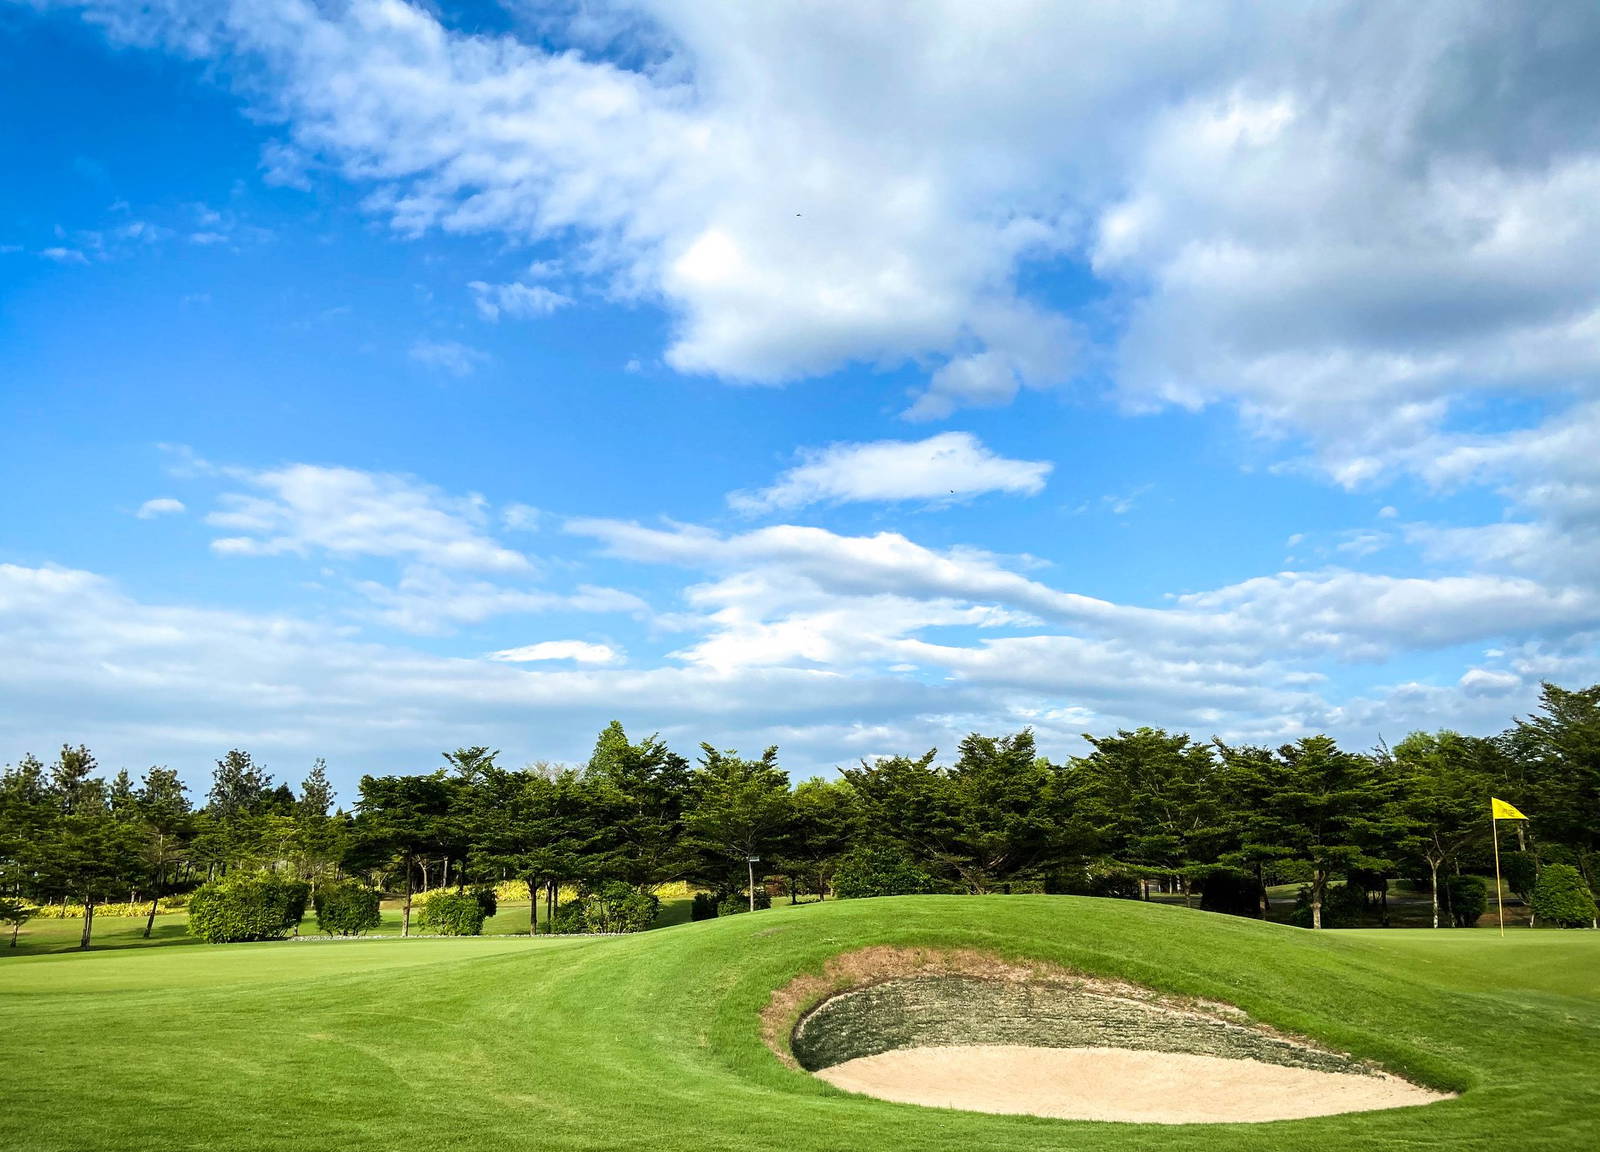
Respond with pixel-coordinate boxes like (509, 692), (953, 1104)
(135, 497), (186, 519)
(729, 432), (1051, 514)
(490, 640), (622, 665)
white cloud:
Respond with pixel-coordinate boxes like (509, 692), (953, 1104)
(409, 339), (489, 377)
(729, 432), (1051, 513)
(469, 281), (572, 321)
(206, 463), (530, 572)
(42, 2), (1600, 443)
(490, 640), (622, 665)
(135, 497), (186, 519)
(354, 567), (648, 634)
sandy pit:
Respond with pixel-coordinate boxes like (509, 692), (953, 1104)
(769, 949), (1454, 1125)
(816, 1044), (1452, 1124)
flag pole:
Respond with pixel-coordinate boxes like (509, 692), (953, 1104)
(1491, 811), (1504, 937)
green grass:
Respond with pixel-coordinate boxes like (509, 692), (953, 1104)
(3, 896), (1597, 1151)
(5, 896), (680, 955)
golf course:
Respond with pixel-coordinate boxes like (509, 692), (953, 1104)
(5, 895), (1597, 1151)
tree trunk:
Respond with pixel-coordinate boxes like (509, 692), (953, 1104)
(402, 857), (413, 938)
(1379, 880), (1390, 928)
(143, 896), (158, 939)
(1429, 859), (1440, 928)
(1140, 877), (1149, 901)
(1255, 862), (1269, 919)
(748, 858), (756, 913)
(79, 899), (95, 950)
(1311, 869), (1324, 930)
(9, 920), (18, 947)
(528, 877), (539, 936)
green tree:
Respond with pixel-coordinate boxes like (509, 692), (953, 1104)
(1069, 728), (1219, 900)
(686, 745), (790, 912)
(1390, 731), (1492, 928)
(1220, 736), (1393, 929)
(585, 723), (692, 890)
(1509, 683), (1600, 887)
(846, 731), (1064, 893)
(350, 772), (455, 937)
(442, 746), (499, 782)
(779, 777), (860, 900)
(1530, 863), (1598, 928)
(135, 767), (192, 938)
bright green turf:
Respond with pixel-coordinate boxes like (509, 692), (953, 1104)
(3, 896), (1597, 1151)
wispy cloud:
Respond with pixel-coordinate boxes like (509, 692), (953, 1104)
(730, 432), (1051, 514)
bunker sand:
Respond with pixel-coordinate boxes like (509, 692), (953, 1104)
(816, 1044), (1452, 1124)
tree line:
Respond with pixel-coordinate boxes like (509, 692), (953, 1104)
(3, 682), (1598, 948)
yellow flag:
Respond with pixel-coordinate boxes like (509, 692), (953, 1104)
(1491, 797), (1528, 821)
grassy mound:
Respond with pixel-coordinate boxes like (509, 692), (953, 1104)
(3, 895), (1598, 1151)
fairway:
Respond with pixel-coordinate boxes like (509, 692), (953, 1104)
(5, 896), (1597, 1152)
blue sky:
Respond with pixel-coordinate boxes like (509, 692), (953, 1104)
(4, 2), (1600, 802)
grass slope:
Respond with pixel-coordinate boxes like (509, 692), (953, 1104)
(3, 896), (1596, 1151)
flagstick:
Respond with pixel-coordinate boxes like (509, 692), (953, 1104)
(1492, 813), (1505, 938)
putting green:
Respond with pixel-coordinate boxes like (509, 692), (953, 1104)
(3, 896), (1597, 1151)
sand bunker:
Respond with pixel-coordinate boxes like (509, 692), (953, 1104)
(769, 948), (1453, 1124)
(816, 1044), (1451, 1124)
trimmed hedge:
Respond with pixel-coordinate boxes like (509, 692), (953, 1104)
(312, 880), (382, 936)
(416, 890), (486, 936)
(1530, 864), (1598, 928)
(188, 873), (310, 943)
(690, 892), (719, 921)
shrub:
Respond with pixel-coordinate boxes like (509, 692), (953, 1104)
(188, 873), (310, 943)
(1289, 882), (1364, 928)
(1445, 875), (1488, 927)
(582, 882), (659, 933)
(1502, 853), (1539, 902)
(416, 890), (486, 936)
(473, 887), (497, 918)
(550, 898), (589, 934)
(690, 892), (719, 921)
(832, 847), (933, 899)
(312, 880), (381, 936)
(1530, 864), (1598, 928)
(716, 888), (772, 916)
(1197, 869), (1259, 917)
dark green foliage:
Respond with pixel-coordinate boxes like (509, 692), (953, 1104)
(416, 890), (486, 936)
(690, 892), (719, 921)
(1197, 868), (1259, 917)
(188, 872), (310, 942)
(473, 886), (497, 917)
(832, 846), (933, 899)
(716, 889), (770, 916)
(1502, 852), (1539, 901)
(1290, 881), (1365, 928)
(844, 731), (1065, 894)
(581, 882), (659, 933)
(312, 880), (381, 936)
(1530, 863), (1597, 927)
(1444, 875), (1487, 927)
(550, 898), (589, 934)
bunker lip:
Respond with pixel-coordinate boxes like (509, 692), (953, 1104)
(765, 947), (1454, 1124)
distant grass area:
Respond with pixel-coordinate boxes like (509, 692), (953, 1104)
(6, 895), (684, 955)
(3, 896), (1597, 1151)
